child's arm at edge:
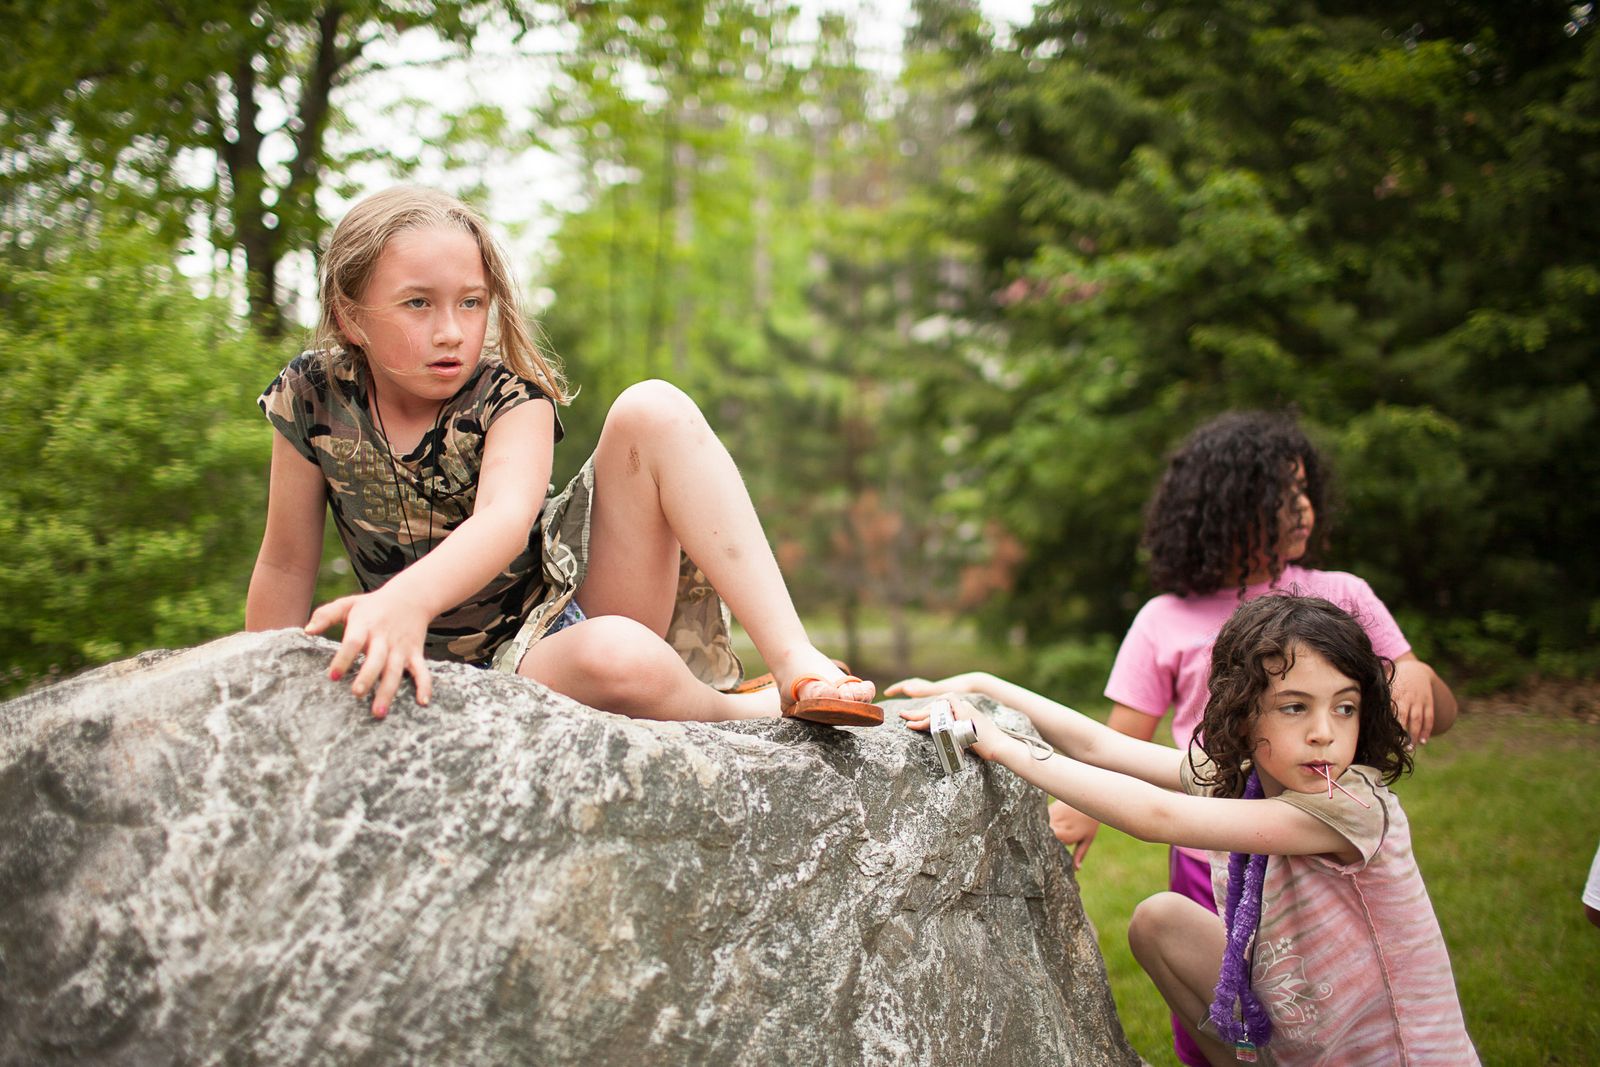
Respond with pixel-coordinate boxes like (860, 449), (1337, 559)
(892, 673), (1184, 792)
(247, 433), (327, 631)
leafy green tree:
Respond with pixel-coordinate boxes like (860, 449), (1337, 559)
(532, 0), (814, 417)
(771, 0), (1010, 669)
(0, 0), (532, 333)
(939, 1), (1599, 680)
(0, 225), (274, 693)
(531, 0), (1005, 671)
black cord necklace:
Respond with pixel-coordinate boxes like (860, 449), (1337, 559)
(371, 382), (446, 568)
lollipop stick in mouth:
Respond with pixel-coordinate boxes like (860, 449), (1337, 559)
(1311, 763), (1371, 808)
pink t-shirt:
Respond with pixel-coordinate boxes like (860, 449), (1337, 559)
(1182, 759), (1479, 1064)
(1107, 566), (1410, 862)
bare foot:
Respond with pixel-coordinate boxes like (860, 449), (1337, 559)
(774, 662), (876, 703)
(768, 648), (876, 709)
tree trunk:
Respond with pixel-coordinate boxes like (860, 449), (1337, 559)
(889, 269), (918, 676)
(277, 3), (345, 310)
(670, 136), (695, 378)
(225, 4), (347, 337)
(644, 101), (679, 378)
(225, 53), (282, 337)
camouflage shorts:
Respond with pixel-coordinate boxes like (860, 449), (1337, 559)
(488, 454), (745, 691)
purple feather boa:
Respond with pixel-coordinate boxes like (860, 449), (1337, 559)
(1207, 769), (1274, 1051)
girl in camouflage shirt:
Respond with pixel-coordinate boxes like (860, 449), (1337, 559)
(247, 186), (876, 726)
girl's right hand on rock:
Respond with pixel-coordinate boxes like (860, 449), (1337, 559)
(306, 590), (434, 719)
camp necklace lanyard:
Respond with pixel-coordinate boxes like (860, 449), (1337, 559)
(370, 382), (447, 567)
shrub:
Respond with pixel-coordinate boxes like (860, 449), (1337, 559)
(0, 228), (274, 692)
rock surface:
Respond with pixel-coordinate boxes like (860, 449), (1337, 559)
(0, 630), (1139, 1066)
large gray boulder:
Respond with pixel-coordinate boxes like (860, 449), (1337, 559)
(0, 630), (1139, 1066)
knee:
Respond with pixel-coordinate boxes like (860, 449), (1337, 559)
(561, 615), (679, 707)
(1128, 891), (1186, 966)
(603, 379), (705, 440)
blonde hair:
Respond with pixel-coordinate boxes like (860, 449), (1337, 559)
(316, 186), (569, 403)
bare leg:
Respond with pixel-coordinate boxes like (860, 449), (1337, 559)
(523, 380), (871, 719)
(1128, 892), (1239, 1067)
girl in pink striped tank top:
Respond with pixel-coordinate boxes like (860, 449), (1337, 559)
(897, 593), (1477, 1065)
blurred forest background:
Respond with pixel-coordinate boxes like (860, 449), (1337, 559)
(2, 0), (1597, 698)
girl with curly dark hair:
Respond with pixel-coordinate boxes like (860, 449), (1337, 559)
(1142, 410), (1328, 599)
(898, 595), (1478, 1065)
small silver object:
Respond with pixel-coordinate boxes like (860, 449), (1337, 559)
(929, 699), (977, 775)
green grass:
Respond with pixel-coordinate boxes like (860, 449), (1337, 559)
(736, 615), (1600, 1065)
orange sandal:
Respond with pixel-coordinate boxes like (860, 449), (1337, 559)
(732, 658), (851, 695)
(732, 672), (778, 695)
(781, 673), (883, 727)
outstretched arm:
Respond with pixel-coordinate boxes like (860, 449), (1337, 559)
(940, 699), (1358, 862)
(247, 433), (328, 632)
(1391, 652), (1459, 744)
(891, 673), (1182, 791)
(307, 400), (556, 717)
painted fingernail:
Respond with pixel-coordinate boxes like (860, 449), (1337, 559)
(373, 705), (387, 719)
(329, 669), (342, 681)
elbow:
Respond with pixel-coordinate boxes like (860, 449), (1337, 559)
(1431, 695), (1460, 737)
(245, 565), (271, 631)
(487, 494), (542, 538)
(1428, 665), (1460, 736)
(245, 558), (316, 632)
(516, 497), (544, 534)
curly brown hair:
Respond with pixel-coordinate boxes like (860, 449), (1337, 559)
(1190, 594), (1413, 798)
(1144, 411), (1327, 597)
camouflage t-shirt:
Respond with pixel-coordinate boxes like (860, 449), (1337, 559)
(259, 352), (562, 666)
